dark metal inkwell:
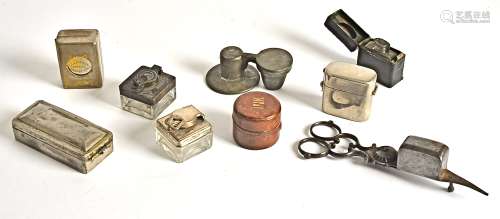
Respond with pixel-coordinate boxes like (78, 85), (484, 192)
(206, 46), (293, 94)
(325, 9), (406, 88)
(297, 120), (488, 196)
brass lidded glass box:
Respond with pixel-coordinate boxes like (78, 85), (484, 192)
(12, 100), (113, 173)
(155, 105), (213, 163)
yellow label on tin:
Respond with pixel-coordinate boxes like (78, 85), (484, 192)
(66, 56), (92, 75)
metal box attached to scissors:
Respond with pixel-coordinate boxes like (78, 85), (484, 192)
(12, 100), (113, 173)
(325, 9), (405, 88)
(55, 29), (104, 89)
(322, 62), (377, 122)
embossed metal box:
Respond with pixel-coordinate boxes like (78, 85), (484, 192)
(322, 62), (377, 122)
(119, 65), (176, 119)
(397, 136), (449, 180)
(325, 9), (405, 88)
(55, 29), (104, 89)
(12, 100), (113, 173)
(155, 105), (213, 163)
(232, 91), (281, 150)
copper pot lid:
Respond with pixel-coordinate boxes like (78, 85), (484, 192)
(233, 91), (281, 121)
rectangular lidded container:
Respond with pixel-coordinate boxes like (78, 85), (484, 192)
(155, 105), (212, 163)
(119, 65), (176, 119)
(397, 136), (449, 180)
(322, 62), (377, 122)
(324, 9), (406, 88)
(12, 100), (113, 173)
(55, 29), (104, 89)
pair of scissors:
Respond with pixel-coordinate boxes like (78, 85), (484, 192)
(296, 120), (488, 196)
(298, 120), (392, 164)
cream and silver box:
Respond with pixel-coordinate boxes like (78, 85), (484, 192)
(55, 29), (104, 89)
(322, 62), (377, 122)
(12, 100), (113, 173)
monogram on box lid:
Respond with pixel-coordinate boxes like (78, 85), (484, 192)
(12, 100), (113, 173)
(119, 65), (176, 119)
(232, 91), (281, 150)
(325, 9), (405, 88)
(322, 62), (377, 122)
(55, 29), (104, 89)
(156, 105), (213, 163)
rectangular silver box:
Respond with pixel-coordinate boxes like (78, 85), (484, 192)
(322, 61), (377, 122)
(12, 100), (113, 173)
(155, 105), (212, 163)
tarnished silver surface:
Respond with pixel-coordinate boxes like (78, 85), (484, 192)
(12, 100), (113, 173)
(119, 65), (176, 119)
(55, 29), (104, 89)
(324, 9), (405, 88)
(398, 136), (449, 179)
(322, 62), (377, 122)
(155, 105), (213, 163)
(206, 46), (292, 94)
(298, 122), (488, 195)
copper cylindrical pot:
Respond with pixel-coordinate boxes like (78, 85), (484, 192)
(232, 91), (281, 150)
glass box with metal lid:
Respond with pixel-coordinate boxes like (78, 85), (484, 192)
(322, 62), (377, 122)
(119, 65), (176, 119)
(12, 100), (113, 173)
(155, 105), (213, 163)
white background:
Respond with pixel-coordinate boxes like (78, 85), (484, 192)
(0, 0), (498, 218)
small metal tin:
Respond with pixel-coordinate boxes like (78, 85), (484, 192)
(232, 91), (281, 150)
(155, 105), (213, 163)
(322, 62), (377, 122)
(119, 65), (176, 119)
(12, 100), (113, 173)
(325, 9), (406, 88)
(206, 46), (293, 94)
(55, 29), (104, 89)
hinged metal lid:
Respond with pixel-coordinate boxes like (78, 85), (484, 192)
(119, 65), (176, 105)
(323, 62), (377, 97)
(324, 9), (370, 52)
(12, 100), (112, 156)
(156, 105), (211, 145)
